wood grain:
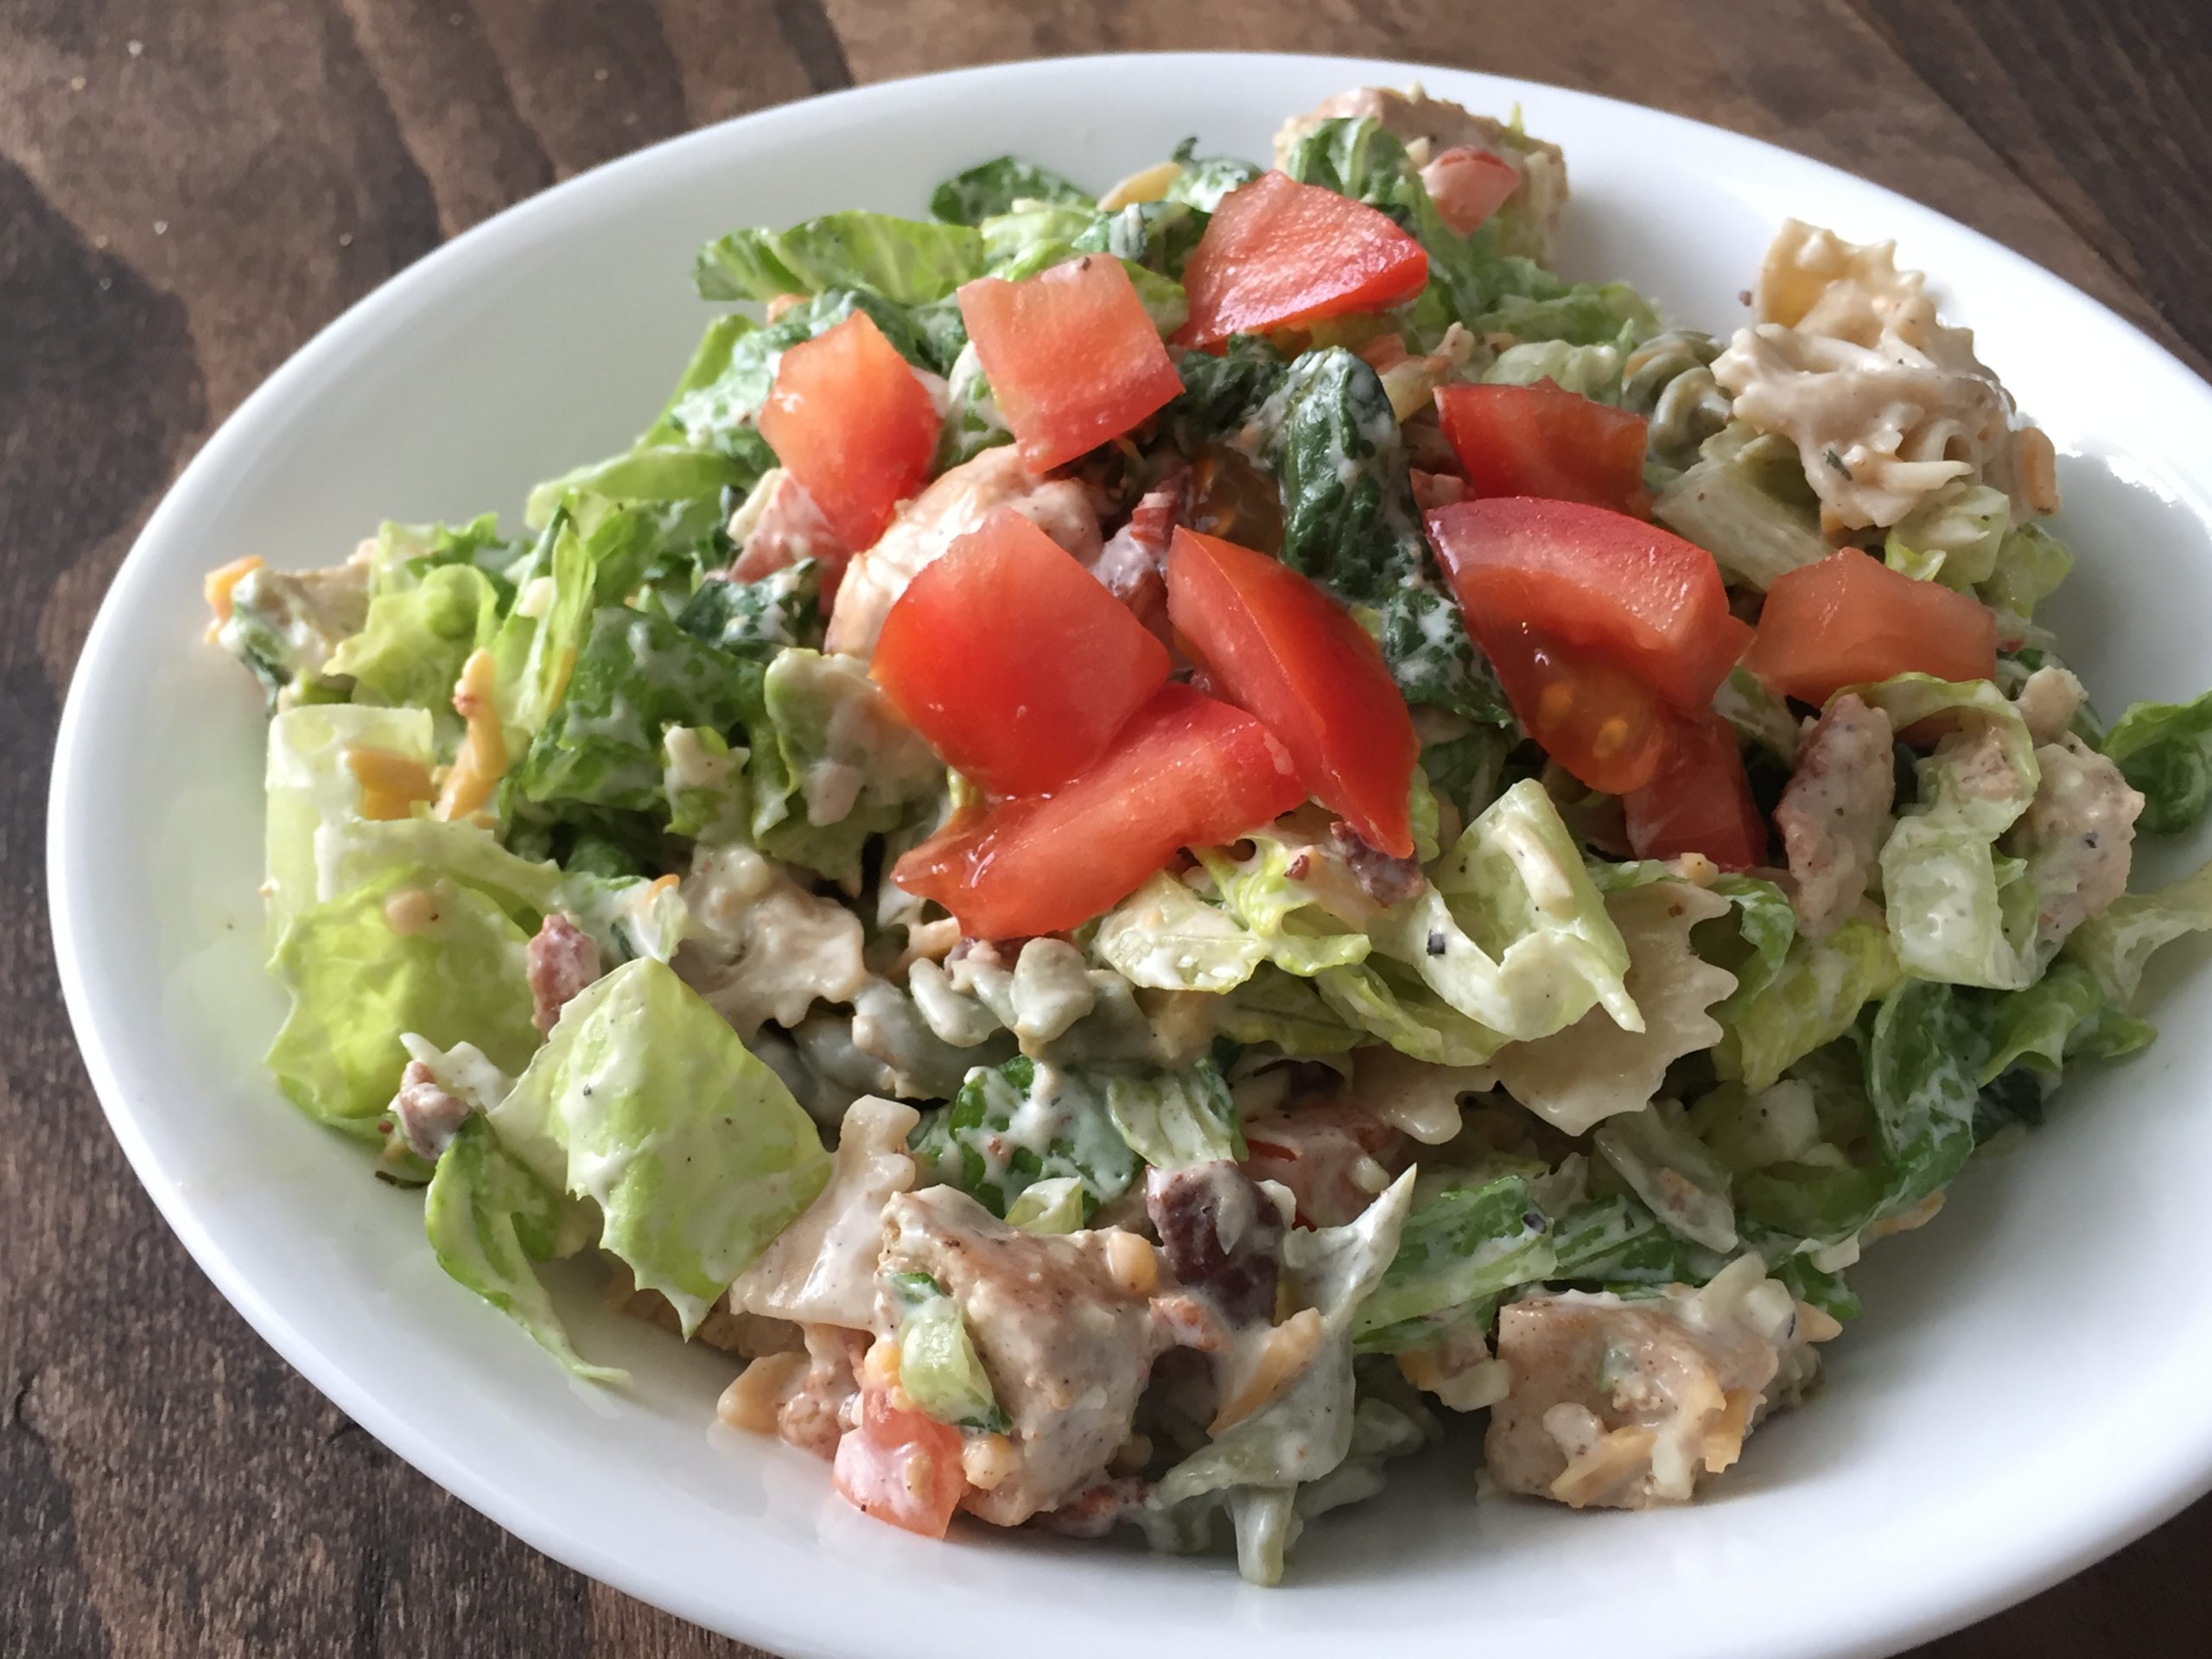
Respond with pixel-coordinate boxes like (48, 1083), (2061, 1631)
(4, 3), (2207, 1654)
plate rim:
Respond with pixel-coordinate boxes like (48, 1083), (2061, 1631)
(45, 48), (2212, 1659)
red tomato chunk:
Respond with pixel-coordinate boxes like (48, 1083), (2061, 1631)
(832, 1383), (969, 1539)
(1420, 145), (1521, 237)
(1623, 710), (1770, 871)
(1165, 526), (1418, 856)
(758, 312), (940, 551)
(893, 683), (1304, 939)
(958, 256), (1185, 474)
(1435, 381), (1653, 518)
(1741, 548), (1999, 707)
(1174, 172), (1429, 349)
(872, 507), (1171, 798)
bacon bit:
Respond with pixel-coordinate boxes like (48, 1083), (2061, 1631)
(1357, 333), (1411, 372)
(527, 912), (602, 1033)
(345, 747), (437, 820)
(1328, 820), (1427, 906)
(1701, 1388), (1758, 1474)
(202, 555), (264, 640)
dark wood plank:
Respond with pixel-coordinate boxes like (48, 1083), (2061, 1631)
(4, 3), (2210, 1656)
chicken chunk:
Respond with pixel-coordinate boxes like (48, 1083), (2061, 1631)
(824, 447), (1102, 658)
(1485, 1258), (1828, 1510)
(388, 1060), (471, 1160)
(1273, 86), (1568, 262)
(1775, 692), (1896, 938)
(730, 1095), (920, 1332)
(2012, 734), (2145, 945)
(875, 1186), (1179, 1525)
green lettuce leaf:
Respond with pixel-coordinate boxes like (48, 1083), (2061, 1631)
(1980, 522), (2073, 622)
(2101, 689), (2212, 835)
(1864, 978), (1984, 1217)
(1651, 429), (1832, 591)
(1104, 1062), (1243, 1168)
(661, 289), (931, 452)
(1352, 1173), (1554, 1349)
(266, 868), (540, 1136)
(264, 703), (436, 947)
(695, 210), (984, 304)
(931, 156), (1094, 225)
(424, 1116), (621, 1382)
(884, 1271), (1007, 1431)
(1979, 959), (2154, 1083)
(515, 606), (764, 816)
(1164, 138), (1261, 212)
(487, 957), (831, 1332)
(1094, 871), (1271, 993)
(325, 562), (503, 719)
(1715, 915), (1899, 1091)
(2067, 857), (2212, 1005)
(907, 1056), (1142, 1220)
(1592, 1102), (1739, 1252)
(676, 559), (826, 662)
(1211, 966), (1366, 1054)
(1193, 834), (1373, 977)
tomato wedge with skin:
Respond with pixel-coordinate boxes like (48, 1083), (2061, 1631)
(1435, 381), (1654, 518)
(1426, 497), (1752, 713)
(1623, 710), (1770, 870)
(957, 255), (1185, 474)
(832, 1383), (969, 1539)
(758, 311), (940, 552)
(893, 682), (1304, 939)
(872, 508), (1171, 797)
(1174, 171), (1430, 350)
(1165, 526), (1418, 856)
(1487, 626), (1676, 795)
(1742, 547), (1999, 707)
(1419, 146), (1521, 237)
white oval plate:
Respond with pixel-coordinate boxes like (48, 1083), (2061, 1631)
(49, 50), (2212, 1659)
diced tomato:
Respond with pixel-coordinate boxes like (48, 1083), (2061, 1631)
(1174, 172), (1430, 350)
(1434, 382), (1653, 518)
(957, 256), (1184, 474)
(1165, 527), (1418, 856)
(1240, 1098), (1408, 1229)
(1488, 626), (1677, 794)
(1622, 710), (1769, 870)
(872, 508), (1171, 797)
(727, 470), (851, 601)
(758, 312), (940, 551)
(1742, 548), (1999, 707)
(1419, 146), (1522, 237)
(893, 683), (1304, 938)
(1425, 497), (1752, 713)
(832, 1384), (968, 1539)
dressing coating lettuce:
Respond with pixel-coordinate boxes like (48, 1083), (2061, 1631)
(487, 957), (831, 1334)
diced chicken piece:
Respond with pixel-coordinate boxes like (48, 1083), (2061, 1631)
(824, 446), (1103, 658)
(727, 467), (846, 583)
(1775, 692), (1896, 938)
(729, 1096), (919, 1332)
(525, 912), (601, 1033)
(1273, 86), (1568, 262)
(1485, 1258), (1828, 1510)
(2012, 734), (2145, 945)
(1147, 1162), (1286, 1327)
(388, 1059), (471, 1160)
(672, 843), (868, 1038)
(875, 1187), (1178, 1526)
(2014, 664), (2088, 747)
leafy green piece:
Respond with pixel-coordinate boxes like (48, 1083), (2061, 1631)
(364, 513), (519, 595)
(1885, 480), (2011, 590)
(1715, 916), (1899, 1091)
(747, 649), (946, 887)
(425, 1117), (620, 1382)
(263, 703), (436, 947)
(1593, 1103), (1739, 1252)
(1484, 334), (1633, 403)
(515, 606), (763, 816)
(1105, 1061), (1243, 1168)
(885, 1271), (1008, 1431)
(1980, 522), (2074, 622)
(676, 559), (826, 662)
(907, 1056), (1142, 1220)
(1857, 675), (2043, 989)
(216, 559), (371, 699)
(1165, 137), (1261, 211)
(1352, 1174), (1554, 1348)
(662, 726), (749, 844)
(524, 442), (760, 541)
(934, 340), (1013, 468)
(931, 156), (1095, 225)
(1211, 966), (1366, 1054)
(1864, 979), (1986, 1217)
(325, 562), (503, 718)
(1160, 334), (1287, 452)
(1002, 1176), (1087, 1235)
(1193, 834), (1372, 977)
(1979, 960), (2154, 1084)
(695, 210), (984, 304)
(2068, 857), (2212, 1005)
(1652, 442), (1834, 591)
(488, 958), (831, 1332)
(266, 870), (540, 1137)
(2102, 689), (2212, 834)
(1094, 871), (1270, 993)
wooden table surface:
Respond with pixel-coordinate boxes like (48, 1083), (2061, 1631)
(6, 2), (2209, 1653)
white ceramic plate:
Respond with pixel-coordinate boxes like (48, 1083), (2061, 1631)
(49, 50), (2212, 1659)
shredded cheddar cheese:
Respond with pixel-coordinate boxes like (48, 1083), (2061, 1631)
(344, 747), (436, 820)
(1097, 159), (1183, 211)
(435, 647), (509, 823)
(1209, 1307), (1324, 1434)
(202, 556), (264, 640)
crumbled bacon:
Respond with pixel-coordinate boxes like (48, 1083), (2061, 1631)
(1328, 820), (1428, 906)
(527, 912), (602, 1033)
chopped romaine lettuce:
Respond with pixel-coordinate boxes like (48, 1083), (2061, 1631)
(2101, 688), (2212, 835)
(931, 156), (1095, 225)
(695, 210), (984, 305)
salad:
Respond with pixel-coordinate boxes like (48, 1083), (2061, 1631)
(207, 84), (2212, 1584)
